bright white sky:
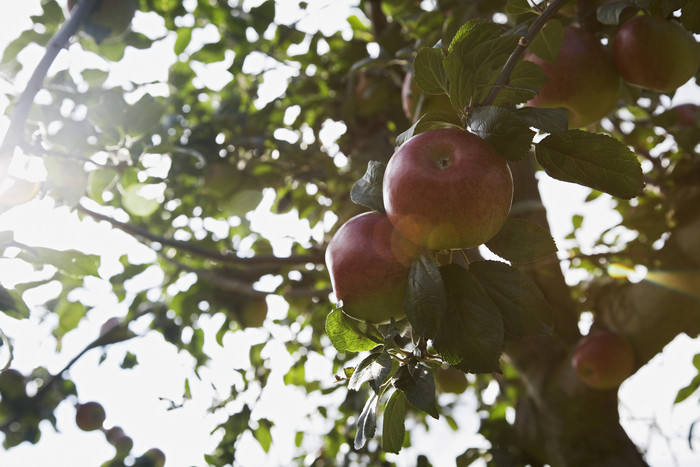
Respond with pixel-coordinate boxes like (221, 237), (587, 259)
(0, 1), (699, 466)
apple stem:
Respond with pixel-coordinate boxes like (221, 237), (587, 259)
(480, 0), (569, 108)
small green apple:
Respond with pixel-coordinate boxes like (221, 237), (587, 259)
(613, 15), (700, 93)
(383, 128), (512, 250)
(571, 331), (635, 390)
(524, 27), (620, 128)
(325, 211), (421, 323)
(435, 366), (469, 394)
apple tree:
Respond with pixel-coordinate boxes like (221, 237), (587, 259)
(0, 0), (699, 465)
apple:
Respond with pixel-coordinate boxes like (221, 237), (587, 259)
(571, 331), (636, 390)
(239, 297), (268, 328)
(0, 369), (26, 399)
(325, 211), (421, 323)
(105, 426), (133, 457)
(382, 128), (512, 251)
(75, 401), (106, 431)
(524, 27), (620, 128)
(141, 447), (166, 467)
(669, 103), (699, 128)
(68, 0), (137, 41)
(613, 15), (700, 93)
(435, 366), (468, 394)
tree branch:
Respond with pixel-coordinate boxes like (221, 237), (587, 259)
(77, 203), (326, 267)
(481, 0), (569, 107)
(0, 0), (99, 160)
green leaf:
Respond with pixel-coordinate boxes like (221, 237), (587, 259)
(468, 106), (535, 161)
(597, 1), (637, 25)
(674, 375), (700, 404)
(254, 419), (273, 453)
(122, 184), (161, 217)
(404, 252), (448, 339)
(174, 27), (193, 55)
(485, 217), (557, 265)
(395, 110), (464, 146)
(469, 261), (554, 337)
(17, 247), (100, 278)
(681, 0), (700, 33)
(125, 94), (165, 137)
(433, 264), (504, 374)
(505, 0), (536, 16)
(493, 60), (546, 106)
(350, 161), (386, 214)
(528, 19), (564, 64)
(382, 390), (407, 454)
(393, 362), (439, 419)
(348, 351), (392, 394)
(354, 393), (379, 449)
(87, 168), (119, 203)
(515, 107), (569, 134)
(535, 130), (645, 199)
(0, 286), (30, 320)
(413, 47), (448, 95)
(325, 309), (381, 353)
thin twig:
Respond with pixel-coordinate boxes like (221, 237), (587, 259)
(481, 0), (569, 107)
(77, 203), (326, 267)
(0, 0), (100, 160)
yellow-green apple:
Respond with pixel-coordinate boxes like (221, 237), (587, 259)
(571, 331), (636, 390)
(524, 27), (620, 128)
(435, 366), (469, 394)
(68, 0), (137, 41)
(613, 15), (700, 93)
(325, 211), (421, 323)
(382, 128), (512, 250)
(75, 401), (106, 431)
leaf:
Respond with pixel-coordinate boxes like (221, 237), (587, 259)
(681, 0), (700, 33)
(469, 261), (554, 337)
(254, 419), (273, 453)
(348, 351), (392, 394)
(493, 60), (546, 106)
(0, 286), (30, 320)
(17, 247), (100, 278)
(87, 169), (119, 203)
(515, 107), (569, 134)
(597, 1), (637, 25)
(674, 375), (700, 404)
(350, 161), (386, 214)
(396, 110), (464, 148)
(432, 264), (504, 374)
(393, 362), (439, 419)
(125, 94), (165, 137)
(468, 106), (535, 161)
(382, 390), (407, 454)
(354, 393), (379, 449)
(122, 184), (161, 217)
(528, 19), (564, 64)
(325, 309), (381, 353)
(535, 130), (645, 199)
(505, 0), (536, 16)
(413, 47), (448, 95)
(404, 252), (448, 339)
(485, 217), (557, 265)
(174, 27), (193, 55)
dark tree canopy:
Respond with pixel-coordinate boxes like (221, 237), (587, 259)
(0, 0), (699, 466)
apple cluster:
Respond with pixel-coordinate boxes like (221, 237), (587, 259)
(325, 128), (513, 323)
(524, 13), (699, 128)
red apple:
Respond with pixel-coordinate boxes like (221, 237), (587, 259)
(669, 103), (699, 128)
(382, 128), (512, 251)
(524, 27), (620, 128)
(75, 401), (106, 431)
(571, 331), (636, 390)
(325, 211), (421, 323)
(68, 0), (137, 41)
(613, 15), (700, 93)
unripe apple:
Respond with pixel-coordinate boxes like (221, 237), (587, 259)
(325, 211), (421, 323)
(524, 27), (620, 128)
(239, 297), (268, 328)
(383, 128), (513, 250)
(105, 426), (133, 457)
(613, 15), (700, 93)
(0, 369), (27, 399)
(571, 331), (636, 390)
(75, 401), (106, 431)
(142, 447), (166, 467)
(68, 0), (137, 41)
(435, 366), (469, 394)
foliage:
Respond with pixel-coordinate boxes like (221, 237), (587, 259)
(0, 0), (699, 465)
